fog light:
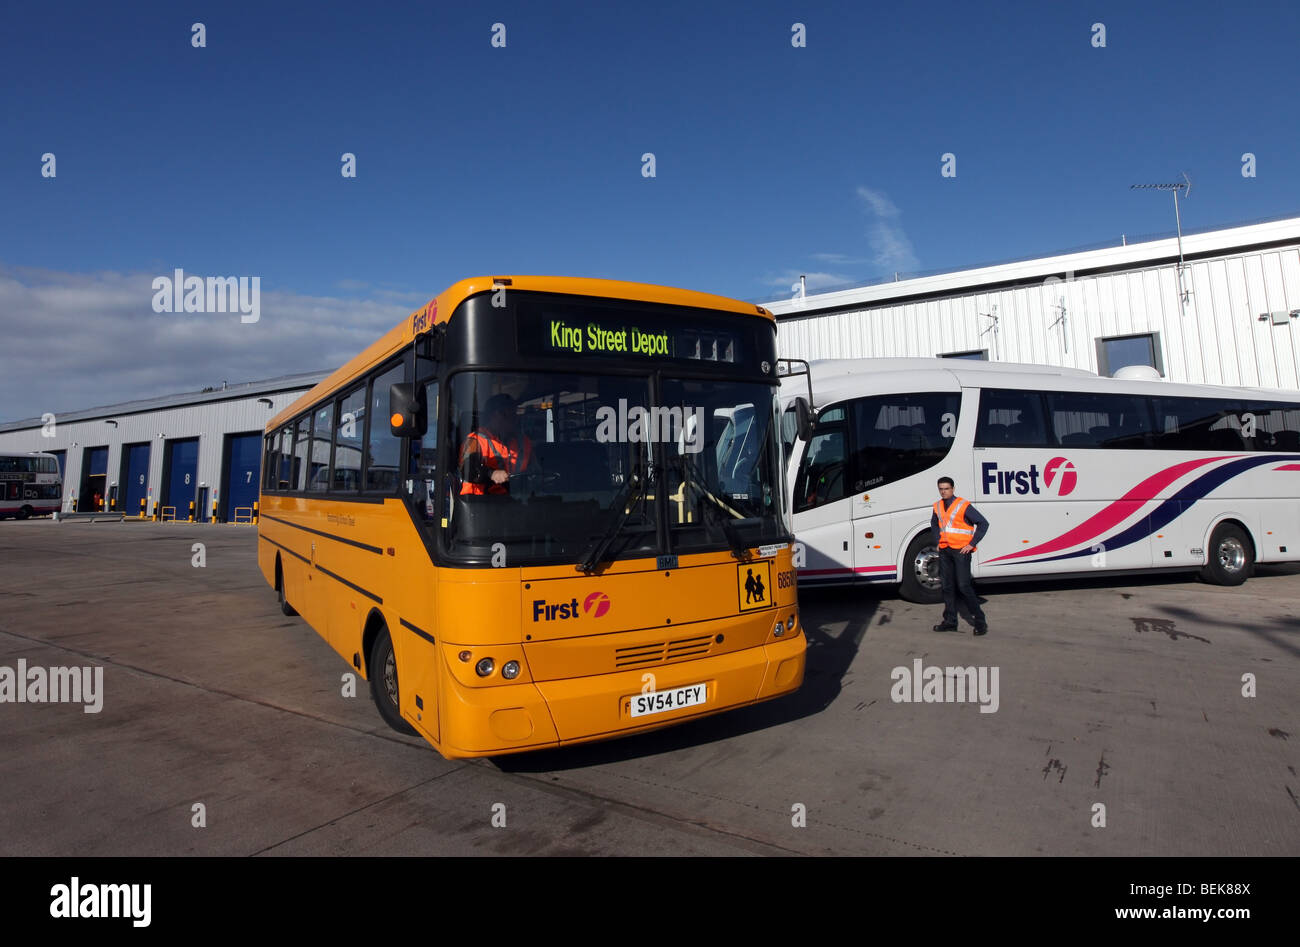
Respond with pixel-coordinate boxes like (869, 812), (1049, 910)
(475, 657), (495, 677)
(502, 660), (520, 680)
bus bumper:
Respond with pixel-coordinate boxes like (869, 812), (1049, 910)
(437, 632), (806, 759)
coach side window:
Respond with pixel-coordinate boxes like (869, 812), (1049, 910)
(1239, 401), (1300, 451)
(975, 389), (1049, 447)
(1152, 398), (1244, 451)
(852, 392), (961, 488)
(793, 406), (847, 513)
(1047, 392), (1156, 448)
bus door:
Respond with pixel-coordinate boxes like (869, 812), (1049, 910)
(791, 405), (857, 585)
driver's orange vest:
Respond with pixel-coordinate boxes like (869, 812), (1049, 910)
(933, 497), (976, 548)
(460, 431), (532, 495)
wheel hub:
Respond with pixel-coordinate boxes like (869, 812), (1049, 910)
(383, 649), (399, 705)
(1218, 537), (1246, 573)
(914, 547), (941, 590)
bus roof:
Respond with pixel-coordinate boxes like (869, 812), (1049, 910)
(268, 276), (775, 431)
(780, 357), (1300, 411)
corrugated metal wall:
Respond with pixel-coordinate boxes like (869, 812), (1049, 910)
(777, 247), (1300, 390)
(0, 391), (309, 515)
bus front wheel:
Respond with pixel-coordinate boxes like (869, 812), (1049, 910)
(369, 625), (418, 736)
(1199, 523), (1253, 586)
(16, 505), (32, 520)
(900, 534), (944, 604)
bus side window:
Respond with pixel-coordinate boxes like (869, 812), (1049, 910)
(414, 380), (438, 519)
(365, 361), (406, 493)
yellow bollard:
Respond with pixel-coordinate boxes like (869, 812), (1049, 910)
(188, 500), (195, 523)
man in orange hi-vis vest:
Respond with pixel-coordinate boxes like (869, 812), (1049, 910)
(458, 393), (533, 496)
(930, 476), (990, 635)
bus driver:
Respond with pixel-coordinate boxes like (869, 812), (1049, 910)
(458, 393), (533, 495)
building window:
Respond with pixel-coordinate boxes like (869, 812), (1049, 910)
(1096, 332), (1163, 377)
(939, 349), (988, 360)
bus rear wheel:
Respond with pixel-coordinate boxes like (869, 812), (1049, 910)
(900, 534), (944, 604)
(1198, 523), (1253, 586)
(276, 560), (297, 616)
(369, 625), (418, 736)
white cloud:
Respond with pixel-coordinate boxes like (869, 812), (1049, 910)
(809, 253), (871, 266)
(0, 264), (412, 422)
(855, 185), (919, 275)
(762, 270), (855, 292)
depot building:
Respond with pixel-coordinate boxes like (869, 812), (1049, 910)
(2, 215), (1298, 519)
(769, 215), (1300, 389)
(0, 373), (325, 519)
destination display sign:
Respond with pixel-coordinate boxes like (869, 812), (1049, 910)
(517, 303), (746, 366)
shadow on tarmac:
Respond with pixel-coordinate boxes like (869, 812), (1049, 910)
(494, 584), (884, 773)
(492, 563), (1300, 772)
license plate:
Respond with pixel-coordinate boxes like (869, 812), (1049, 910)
(629, 683), (708, 718)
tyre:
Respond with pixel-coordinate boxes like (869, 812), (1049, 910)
(369, 624), (418, 736)
(276, 560), (298, 616)
(17, 505), (32, 521)
(1198, 523), (1253, 586)
(899, 533), (944, 604)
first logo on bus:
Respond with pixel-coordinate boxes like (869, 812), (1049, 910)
(412, 299), (437, 334)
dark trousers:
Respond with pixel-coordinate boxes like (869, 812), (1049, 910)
(939, 546), (986, 627)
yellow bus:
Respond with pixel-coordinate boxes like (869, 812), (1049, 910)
(259, 276), (805, 759)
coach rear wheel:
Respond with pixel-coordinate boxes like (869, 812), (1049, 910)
(1198, 523), (1253, 586)
(369, 625), (418, 736)
(900, 534), (944, 604)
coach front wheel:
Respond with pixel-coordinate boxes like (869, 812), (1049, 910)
(369, 625), (418, 736)
(900, 534), (944, 604)
(1198, 523), (1253, 586)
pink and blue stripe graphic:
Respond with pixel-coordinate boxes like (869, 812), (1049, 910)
(986, 454), (1300, 567)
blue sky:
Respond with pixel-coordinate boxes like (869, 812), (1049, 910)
(2, 0), (1298, 419)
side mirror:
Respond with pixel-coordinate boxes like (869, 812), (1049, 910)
(794, 397), (814, 441)
(389, 383), (427, 437)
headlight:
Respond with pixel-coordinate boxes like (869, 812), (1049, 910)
(475, 657), (495, 677)
(502, 660), (520, 680)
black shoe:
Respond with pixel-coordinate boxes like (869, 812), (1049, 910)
(973, 624), (988, 636)
(933, 623), (958, 632)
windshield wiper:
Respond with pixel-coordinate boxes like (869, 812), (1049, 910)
(678, 451), (749, 559)
(576, 462), (650, 574)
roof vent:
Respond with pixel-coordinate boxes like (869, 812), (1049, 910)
(1111, 364), (1163, 381)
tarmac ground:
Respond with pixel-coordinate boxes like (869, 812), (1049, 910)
(1, 520), (1296, 856)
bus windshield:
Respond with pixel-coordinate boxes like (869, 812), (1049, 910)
(444, 371), (786, 565)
